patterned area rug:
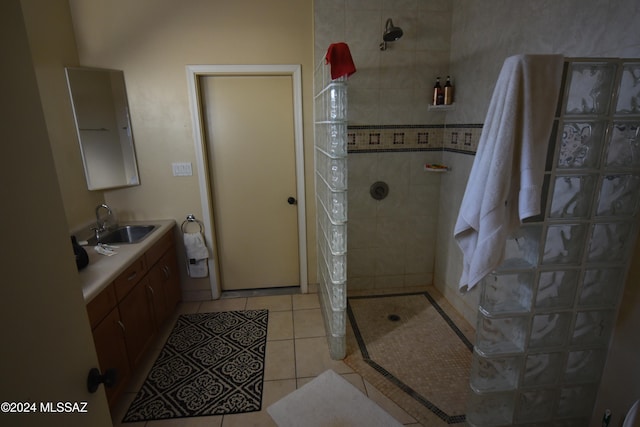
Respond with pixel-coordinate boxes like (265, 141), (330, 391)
(123, 310), (268, 422)
(345, 288), (475, 426)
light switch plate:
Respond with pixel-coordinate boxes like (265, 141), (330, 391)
(172, 162), (193, 176)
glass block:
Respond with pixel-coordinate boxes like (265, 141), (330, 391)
(542, 224), (587, 265)
(470, 350), (522, 392)
(316, 181), (347, 223)
(317, 253), (346, 310)
(316, 122), (347, 157)
(319, 281), (346, 331)
(317, 211), (347, 254)
(557, 121), (606, 169)
(516, 389), (558, 423)
(529, 312), (572, 349)
(467, 389), (515, 426)
(476, 313), (528, 355)
(571, 310), (615, 347)
(535, 269), (579, 310)
(605, 122), (640, 169)
(565, 62), (616, 115)
(326, 333), (346, 359)
(523, 352), (564, 387)
(314, 81), (347, 122)
(556, 385), (598, 418)
(481, 272), (534, 314)
(579, 268), (624, 307)
(615, 63), (640, 114)
(564, 349), (606, 383)
(596, 174), (640, 216)
(319, 239), (346, 283)
(317, 151), (348, 191)
(536, 270), (578, 308)
(500, 226), (542, 269)
(587, 222), (633, 263)
(548, 175), (596, 218)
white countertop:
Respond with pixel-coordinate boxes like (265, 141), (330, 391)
(79, 219), (177, 303)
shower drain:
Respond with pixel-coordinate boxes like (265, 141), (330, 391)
(387, 314), (401, 322)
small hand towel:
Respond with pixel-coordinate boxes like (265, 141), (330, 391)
(325, 42), (356, 80)
(183, 232), (209, 278)
(186, 258), (209, 278)
(454, 54), (564, 292)
(183, 232), (208, 260)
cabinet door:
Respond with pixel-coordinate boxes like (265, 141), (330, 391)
(161, 245), (182, 311)
(119, 277), (155, 368)
(92, 308), (130, 407)
(149, 245), (181, 324)
(146, 271), (168, 330)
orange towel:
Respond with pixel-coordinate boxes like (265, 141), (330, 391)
(325, 43), (356, 80)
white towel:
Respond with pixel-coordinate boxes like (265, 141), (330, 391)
(183, 232), (209, 278)
(623, 399), (639, 427)
(454, 54), (564, 292)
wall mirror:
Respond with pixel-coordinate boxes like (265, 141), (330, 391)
(65, 67), (140, 190)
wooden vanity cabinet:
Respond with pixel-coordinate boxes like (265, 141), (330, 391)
(86, 227), (182, 408)
(91, 304), (130, 406)
(148, 245), (181, 328)
(144, 230), (181, 329)
(86, 284), (130, 407)
(119, 276), (155, 368)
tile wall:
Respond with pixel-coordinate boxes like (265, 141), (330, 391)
(347, 125), (481, 292)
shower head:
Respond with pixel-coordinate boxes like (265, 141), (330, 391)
(383, 18), (403, 41)
(380, 18), (403, 50)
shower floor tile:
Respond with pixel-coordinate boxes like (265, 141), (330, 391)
(345, 285), (475, 426)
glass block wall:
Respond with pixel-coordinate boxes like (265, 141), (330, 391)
(467, 59), (640, 425)
(313, 62), (348, 359)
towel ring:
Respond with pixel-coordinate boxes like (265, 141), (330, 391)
(181, 214), (204, 234)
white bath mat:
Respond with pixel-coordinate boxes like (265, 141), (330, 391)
(267, 369), (403, 427)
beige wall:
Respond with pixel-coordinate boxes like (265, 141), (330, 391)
(21, 0), (105, 229)
(66, 0), (315, 299)
(1, 1), (110, 424)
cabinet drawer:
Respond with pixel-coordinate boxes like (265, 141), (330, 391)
(114, 256), (147, 301)
(86, 284), (117, 329)
(145, 229), (174, 266)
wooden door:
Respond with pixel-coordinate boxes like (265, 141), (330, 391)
(200, 75), (300, 290)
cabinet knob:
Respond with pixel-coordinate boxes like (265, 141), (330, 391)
(87, 368), (117, 393)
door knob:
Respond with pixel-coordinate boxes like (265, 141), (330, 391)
(287, 197), (297, 205)
(87, 367), (117, 393)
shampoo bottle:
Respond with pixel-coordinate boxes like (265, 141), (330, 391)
(444, 76), (454, 105)
(433, 77), (443, 105)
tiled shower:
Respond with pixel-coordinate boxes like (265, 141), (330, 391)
(313, 0), (640, 423)
(346, 125), (481, 292)
(314, 48), (640, 427)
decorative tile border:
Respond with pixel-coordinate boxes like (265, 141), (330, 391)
(347, 124), (483, 154)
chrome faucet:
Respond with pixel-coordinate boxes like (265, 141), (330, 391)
(93, 204), (115, 242)
(96, 204), (113, 231)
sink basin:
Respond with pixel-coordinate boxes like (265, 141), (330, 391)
(88, 225), (156, 245)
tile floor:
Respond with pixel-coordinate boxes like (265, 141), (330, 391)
(111, 291), (423, 426)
